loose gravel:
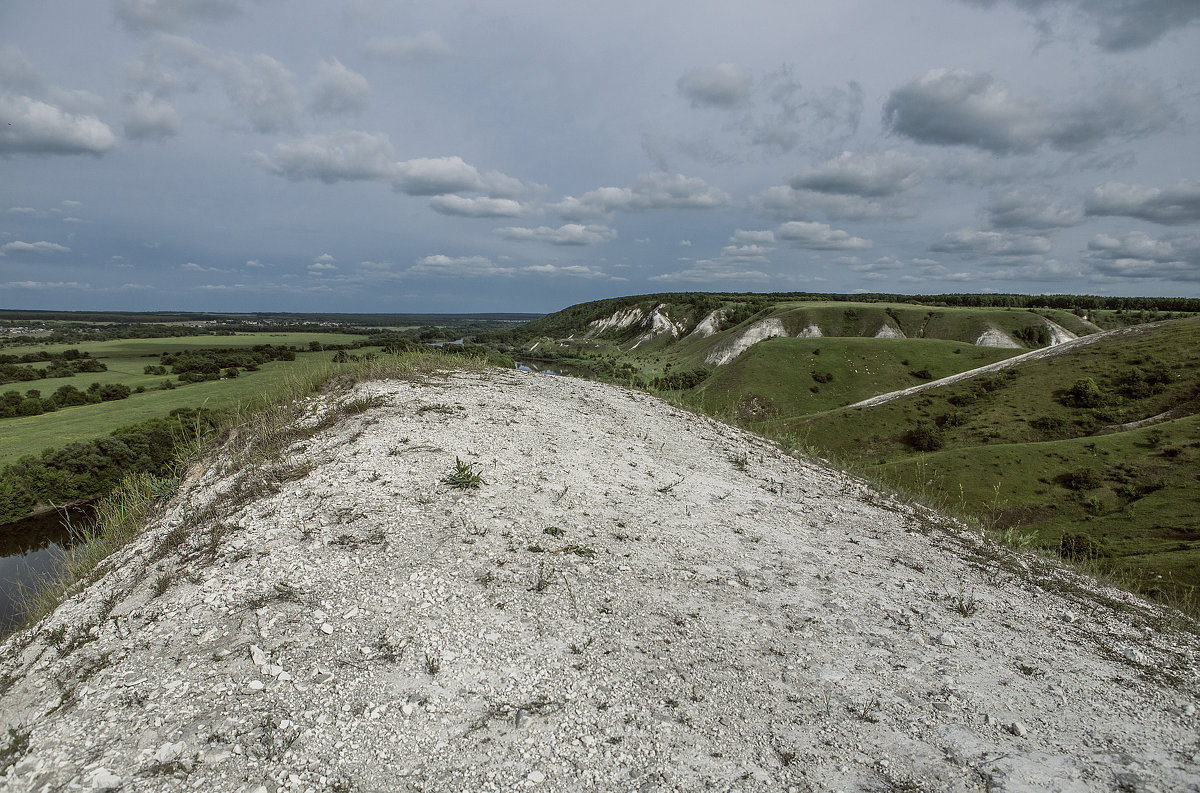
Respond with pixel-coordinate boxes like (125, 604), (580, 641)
(1, 369), (1197, 793)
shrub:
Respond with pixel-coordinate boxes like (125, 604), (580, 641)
(909, 369), (933, 380)
(1057, 532), (1111, 561)
(908, 422), (943, 451)
(811, 370), (834, 384)
(1062, 468), (1103, 490)
(1062, 377), (1107, 408)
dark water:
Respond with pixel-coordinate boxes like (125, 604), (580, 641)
(515, 360), (590, 377)
(0, 504), (93, 632)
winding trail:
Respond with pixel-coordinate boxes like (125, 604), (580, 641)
(844, 324), (1148, 410)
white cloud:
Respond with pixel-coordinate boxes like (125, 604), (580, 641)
(650, 260), (770, 283)
(754, 185), (914, 222)
(929, 228), (1053, 256)
(219, 52), (298, 134)
(408, 254), (512, 277)
(677, 63), (751, 109)
(254, 130), (399, 183)
(115, 0), (242, 33)
(776, 221), (872, 250)
(1084, 231), (1200, 281)
(986, 188), (1083, 229)
(1, 280), (90, 289)
(884, 69), (1174, 154)
(731, 229), (776, 245)
(495, 224), (617, 246)
(309, 59), (371, 117)
(1085, 180), (1200, 226)
(430, 195), (523, 217)
(309, 252), (337, 273)
(790, 150), (929, 197)
(0, 94), (118, 156)
(556, 172), (729, 221)
(254, 134), (526, 199)
(123, 90), (182, 140)
(1, 240), (70, 254)
(363, 32), (452, 63)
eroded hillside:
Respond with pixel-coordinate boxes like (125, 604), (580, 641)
(1, 368), (1198, 792)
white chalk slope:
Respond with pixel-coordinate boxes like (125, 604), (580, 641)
(2, 370), (1197, 792)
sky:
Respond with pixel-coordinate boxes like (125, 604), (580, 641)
(1, 0), (1198, 314)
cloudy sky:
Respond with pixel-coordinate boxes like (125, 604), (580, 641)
(1, 0), (1198, 313)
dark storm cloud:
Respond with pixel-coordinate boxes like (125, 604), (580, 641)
(958, 0), (1200, 51)
(985, 188), (1083, 229)
(676, 64), (752, 109)
(884, 69), (1174, 154)
(1085, 180), (1200, 226)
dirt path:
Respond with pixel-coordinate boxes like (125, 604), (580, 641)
(1, 368), (1196, 792)
(845, 325), (1146, 410)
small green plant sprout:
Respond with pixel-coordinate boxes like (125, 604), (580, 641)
(443, 457), (485, 489)
(543, 526), (565, 537)
(948, 586), (978, 617)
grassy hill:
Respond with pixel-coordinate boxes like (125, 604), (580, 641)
(491, 293), (1200, 611)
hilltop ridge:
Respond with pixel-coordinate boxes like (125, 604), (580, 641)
(1, 367), (1197, 791)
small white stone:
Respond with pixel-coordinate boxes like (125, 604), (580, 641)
(313, 609), (327, 622)
(527, 770), (546, 784)
(321, 623), (334, 635)
(247, 680), (265, 692)
(937, 632), (957, 648)
(1183, 703), (1196, 717)
(249, 645), (267, 666)
(344, 606), (360, 619)
(153, 741), (184, 763)
(88, 768), (122, 790)
(1008, 721), (1028, 737)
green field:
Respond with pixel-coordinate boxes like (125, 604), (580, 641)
(1, 333), (367, 466)
(688, 336), (1020, 421)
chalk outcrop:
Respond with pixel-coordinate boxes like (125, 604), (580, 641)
(1, 369), (1197, 792)
(973, 327), (1022, 348)
(705, 318), (789, 365)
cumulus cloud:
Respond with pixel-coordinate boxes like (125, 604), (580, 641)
(1, 280), (89, 290)
(791, 150), (929, 197)
(309, 253), (337, 273)
(677, 63), (751, 109)
(115, 0), (242, 33)
(754, 185), (911, 222)
(958, 0), (1200, 51)
(219, 52), (298, 134)
(1084, 231), (1200, 280)
(555, 172), (729, 221)
(649, 259), (770, 284)
(775, 221), (872, 250)
(986, 188), (1083, 229)
(254, 133), (528, 200)
(731, 229), (776, 245)
(929, 228), (1053, 256)
(429, 195), (523, 217)
(309, 59), (371, 117)
(254, 130), (398, 183)
(1, 240), (70, 254)
(408, 254), (511, 277)
(1084, 179), (1200, 225)
(884, 69), (1174, 154)
(494, 224), (617, 246)
(364, 32), (452, 62)
(122, 90), (182, 140)
(0, 91), (117, 157)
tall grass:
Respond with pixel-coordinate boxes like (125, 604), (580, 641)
(9, 349), (490, 636)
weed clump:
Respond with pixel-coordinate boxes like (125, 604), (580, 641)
(442, 457), (485, 489)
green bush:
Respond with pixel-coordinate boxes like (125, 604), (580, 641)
(1057, 532), (1112, 560)
(1062, 377), (1107, 408)
(811, 370), (834, 384)
(908, 422), (943, 451)
(1061, 468), (1103, 490)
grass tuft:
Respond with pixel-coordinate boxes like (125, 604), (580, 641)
(442, 457), (486, 489)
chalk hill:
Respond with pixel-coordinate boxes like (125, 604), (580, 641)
(1, 369), (1197, 792)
